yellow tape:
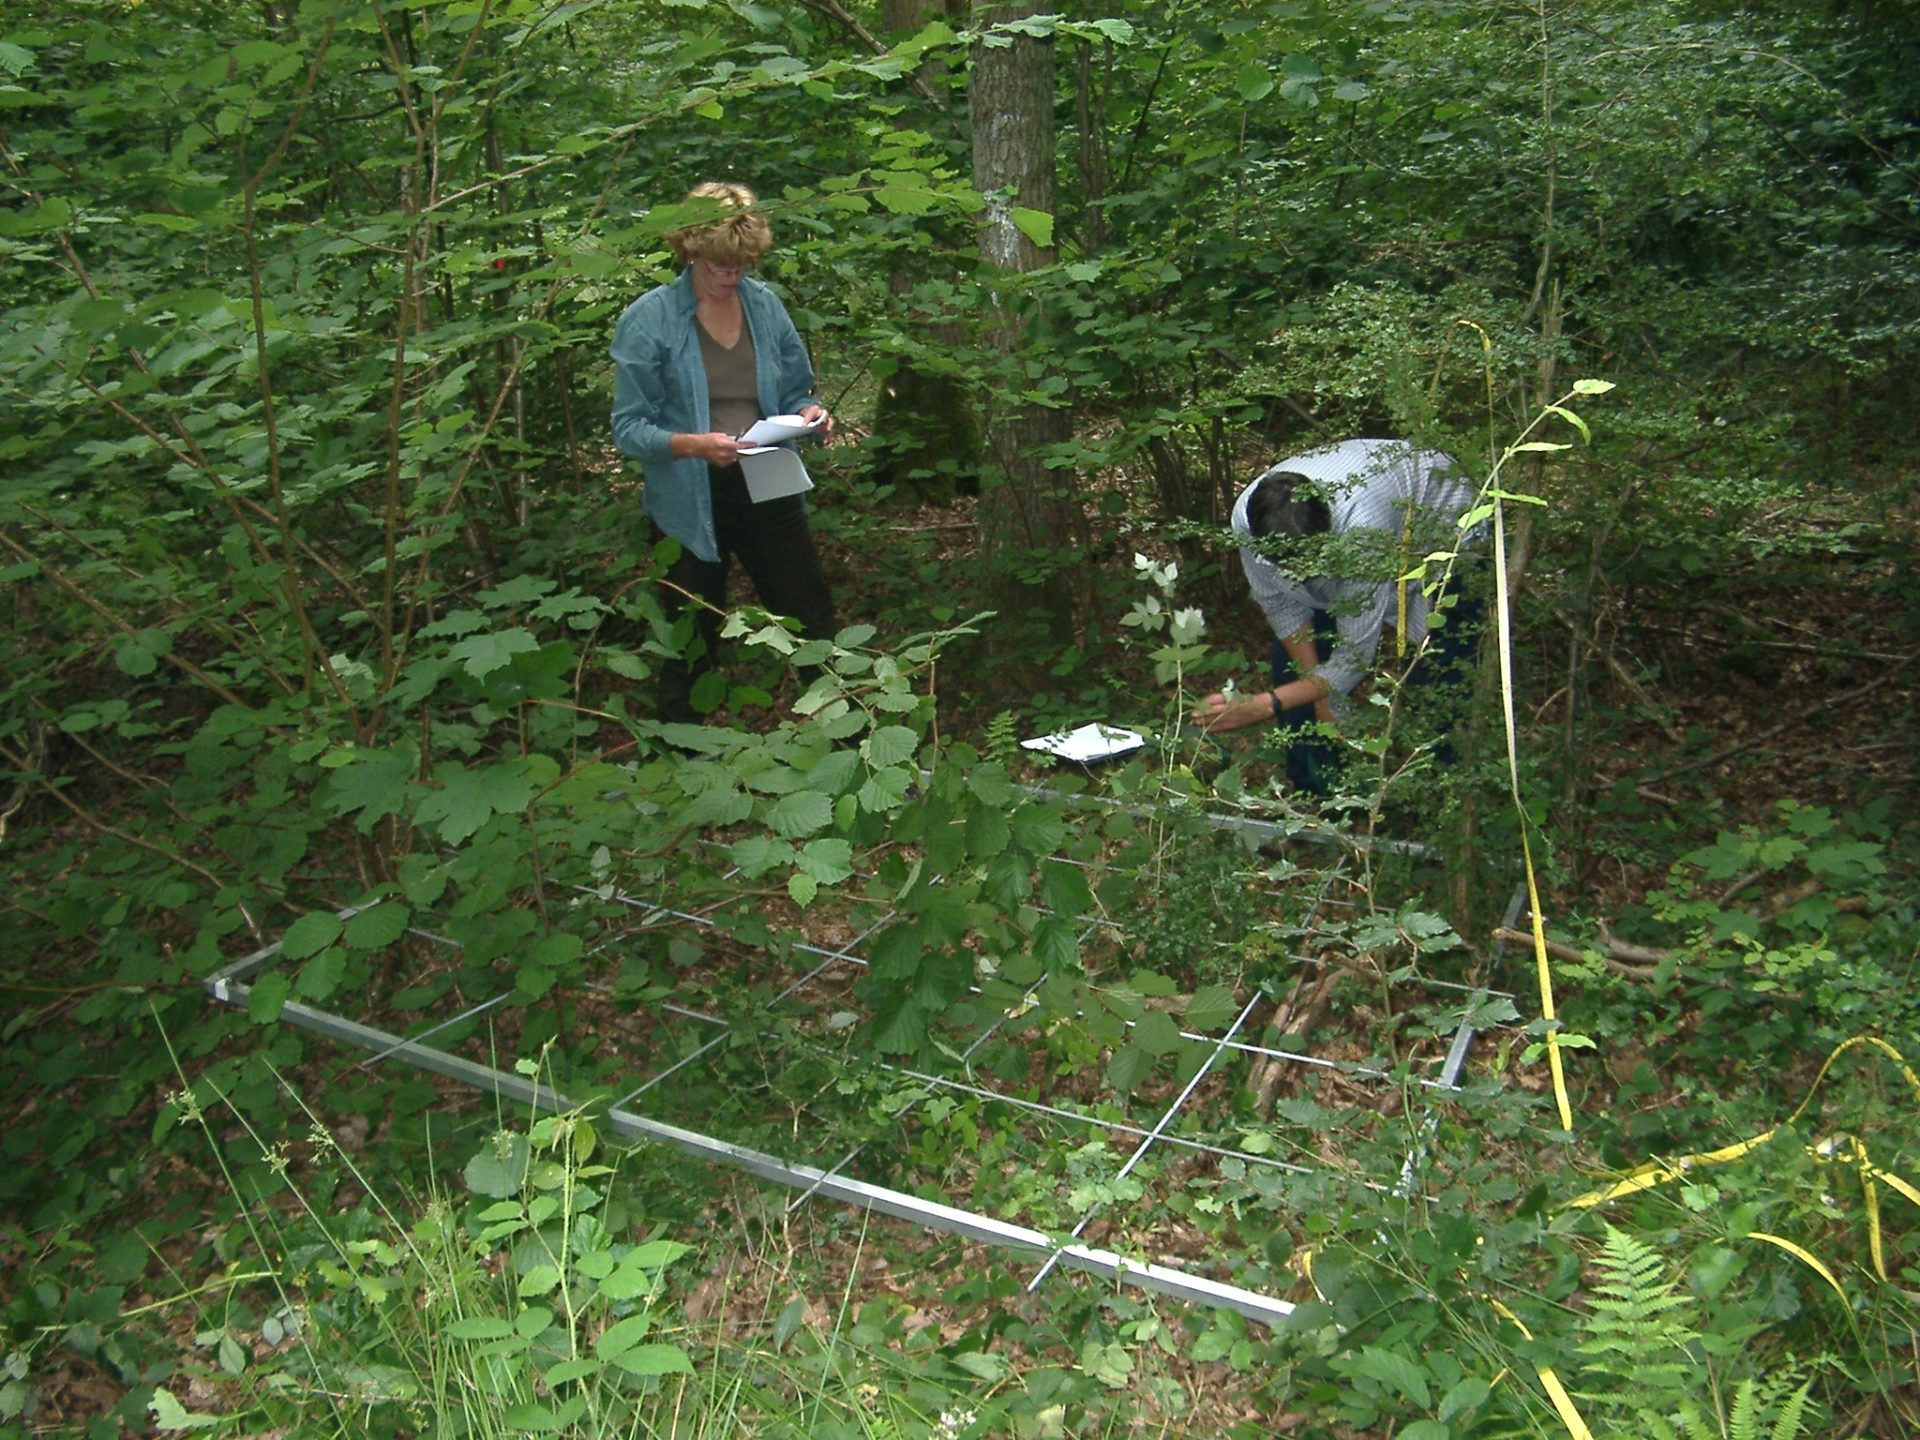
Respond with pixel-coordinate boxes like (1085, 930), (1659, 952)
(1856, 1138), (1887, 1282)
(1748, 1232), (1849, 1308)
(1566, 1035), (1918, 1210)
(1488, 1299), (1596, 1440)
(1491, 494), (1573, 1133)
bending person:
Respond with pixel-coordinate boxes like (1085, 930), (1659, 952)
(610, 181), (839, 724)
(1192, 438), (1481, 794)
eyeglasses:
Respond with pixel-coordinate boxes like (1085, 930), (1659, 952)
(702, 259), (750, 277)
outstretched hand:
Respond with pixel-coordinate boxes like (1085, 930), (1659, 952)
(1193, 691), (1270, 733)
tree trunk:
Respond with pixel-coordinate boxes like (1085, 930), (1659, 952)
(970, 0), (1081, 656)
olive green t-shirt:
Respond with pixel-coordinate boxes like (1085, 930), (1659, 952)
(698, 316), (760, 441)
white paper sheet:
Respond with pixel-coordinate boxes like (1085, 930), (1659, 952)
(1019, 722), (1147, 764)
(739, 446), (814, 502)
(737, 413), (826, 447)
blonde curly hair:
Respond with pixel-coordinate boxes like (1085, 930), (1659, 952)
(665, 182), (773, 267)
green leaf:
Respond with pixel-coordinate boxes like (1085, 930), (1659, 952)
(319, 749), (415, 832)
(607, 1343), (693, 1377)
(796, 838), (854, 885)
(594, 1314), (654, 1359)
(1131, 1009), (1181, 1057)
(450, 627), (541, 678)
(1184, 984), (1239, 1032)
(1437, 1376), (1491, 1422)
(282, 911), (343, 959)
(1010, 206), (1053, 247)
(465, 1135), (530, 1198)
(415, 761), (543, 845)
(955, 1350), (1011, 1381)
(1571, 378), (1615, 394)
(295, 947), (344, 1001)
(501, 1397), (586, 1432)
(446, 1317), (516, 1340)
(344, 902), (410, 951)
(767, 791), (833, 837)
(1106, 1041), (1153, 1093)
(148, 1387), (221, 1430)
(864, 725), (918, 767)
(247, 972), (290, 1024)
(1348, 1345), (1430, 1407)
(114, 629), (168, 677)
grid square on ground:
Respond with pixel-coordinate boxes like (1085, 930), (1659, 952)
(205, 806), (1515, 1326)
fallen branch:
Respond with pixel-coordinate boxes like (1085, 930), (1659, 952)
(1493, 925), (1664, 977)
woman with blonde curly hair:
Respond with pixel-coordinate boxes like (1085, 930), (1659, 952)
(610, 182), (839, 725)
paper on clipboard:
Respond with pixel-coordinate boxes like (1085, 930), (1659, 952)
(739, 446), (814, 502)
(736, 413), (824, 502)
(1019, 722), (1147, 764)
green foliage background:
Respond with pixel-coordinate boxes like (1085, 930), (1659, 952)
(2, 0), (1917, 1436)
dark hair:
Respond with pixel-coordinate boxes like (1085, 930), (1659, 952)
(1245, 470), (1332, 539)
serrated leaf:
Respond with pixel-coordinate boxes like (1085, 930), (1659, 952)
(295, 947), (344, 1001)
(1184, 983), (1239, 1032)
(282, 910), (343, 959)
(415, 761), (542, 845)
(863, 725), (918, 767)
(594, 1314), (653, 1359)
(1107, 1041), (1153, 1093)
(729, 834), (787, 876)
(1131, 1009), (1181, 1057)
(246, 972), (289, 1024)
(767, 790), (833, 837)
(955, 1350), (1010, 1380)
(796, 838), (854, 884)
(344, 902), (410, 951)
(1348, 1345), (1430, 1407)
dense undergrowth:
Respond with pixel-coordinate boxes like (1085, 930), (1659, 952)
(5, 0), (1920, 1436)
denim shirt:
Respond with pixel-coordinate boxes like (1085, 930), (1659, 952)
(609, 268), (821, 562)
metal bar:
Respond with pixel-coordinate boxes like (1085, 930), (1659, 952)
(355, 991), (514, 1071)
(1027, 990), (1269, 1294)
(202, 970), (1296, 1327)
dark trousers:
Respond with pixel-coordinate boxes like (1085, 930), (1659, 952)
(1269, 612), (1344, 796)
(658, 463), (838, 723)
(1268, 576), (1485, 796)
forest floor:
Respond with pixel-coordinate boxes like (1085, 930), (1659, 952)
(13, 483), (1919, 1439)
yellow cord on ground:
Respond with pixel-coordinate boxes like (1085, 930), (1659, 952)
(1489, 1299), (1596, 1440)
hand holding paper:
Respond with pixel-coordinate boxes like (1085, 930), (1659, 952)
(737, 412), (828, 448)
